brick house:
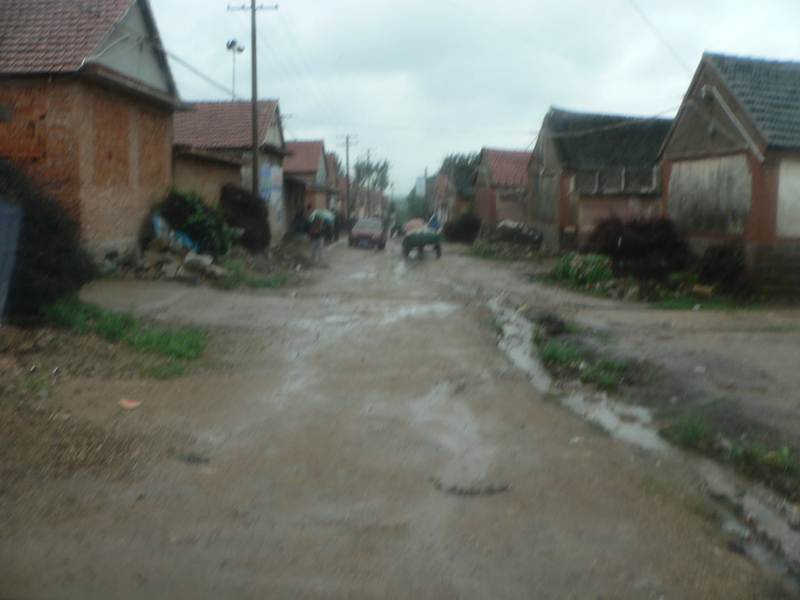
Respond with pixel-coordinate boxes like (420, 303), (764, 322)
(529, 108), (672, 250)
(661, 53), (800, 284)
(172, 100), (288, 241)
(283, 140), (329, 222)
(0, 0), (185, 257)
(473, 148), (531, 229)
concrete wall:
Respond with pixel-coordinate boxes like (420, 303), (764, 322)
(667, 154), (751, 234)
(0, 77), (172, 256)
(173, 155), (240, 203)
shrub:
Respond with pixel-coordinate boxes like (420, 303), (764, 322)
(219, 184), (270, 252)
(549, 252), (614, 286)
(158, 190), (233, 256)
(0, 160), (95, 317)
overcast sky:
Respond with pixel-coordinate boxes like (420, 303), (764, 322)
(150, 0), (800, 196)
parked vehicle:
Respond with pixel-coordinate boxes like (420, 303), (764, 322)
(348, 218), (387, 249)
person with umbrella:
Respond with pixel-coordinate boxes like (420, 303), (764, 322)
(308, 209), (334, 262)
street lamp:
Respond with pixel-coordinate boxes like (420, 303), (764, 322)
(226, 39), (245, 99)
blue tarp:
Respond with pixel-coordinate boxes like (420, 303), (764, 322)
(0, 201), (22, 319)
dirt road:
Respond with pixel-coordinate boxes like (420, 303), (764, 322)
(0, 238), (789, 599)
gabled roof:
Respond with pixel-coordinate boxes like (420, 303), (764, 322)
(480, 148), (531, 187)
(0, 0), (181, 106)
(285, 141), (325, 175)
(544, 107), (672, 170)
(704, 53), (800, 148)
(0, 0), (131, 74)
(173, 101), (279, 150)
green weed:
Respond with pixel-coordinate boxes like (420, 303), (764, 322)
(665, 411), (714, 449)
(538, 339), (586, 367)
(42, 298), (207, 360)
(217, 256), (288, 290)
(127, 326), (206, 359)
(547, 252), (614, 286)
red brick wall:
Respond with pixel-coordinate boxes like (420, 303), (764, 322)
(0, 77), (172, 249)
(0, 80), (81, 216)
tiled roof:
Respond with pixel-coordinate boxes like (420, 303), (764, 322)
(705, 53), (800, 148)
(173, 101), (278, 149)
(546, 108), (672, 170)
(481, 148), (531, 187)
(0, 0), (132, 74)
(285, 140), (325, 175)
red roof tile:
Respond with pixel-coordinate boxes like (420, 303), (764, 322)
(0, 0), (133, 74)
(173, 100), (279, 149)
(481, 148), (531, 187)
(284, 140), (325, 176)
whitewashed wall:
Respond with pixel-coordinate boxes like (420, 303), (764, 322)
(668, 154), (751, 234)
(778, 157), (800, 237)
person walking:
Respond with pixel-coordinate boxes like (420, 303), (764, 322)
(309, 215), (325, 262)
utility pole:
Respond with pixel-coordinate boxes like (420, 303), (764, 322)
(228, 2), (278, 197)
(337, 134), (357, 222)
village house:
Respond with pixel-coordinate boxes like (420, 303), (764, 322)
(0, 0), (186, 258)
(283, 140), (329, 224)
(473, 148), (531, 229)
(661, 53), (800, 284)
(172, 100), (288, 241)
(529, 107), (672, 250)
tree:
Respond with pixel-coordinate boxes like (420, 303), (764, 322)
(354, 157), (391, 191)
(439, 152), (479, 197)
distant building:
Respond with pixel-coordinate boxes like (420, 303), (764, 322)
(529, 108), (671, 250)
(474, 148), (531, 229)
(173, 100), (288, 242)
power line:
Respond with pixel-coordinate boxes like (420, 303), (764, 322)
(622, 0), (693, 74)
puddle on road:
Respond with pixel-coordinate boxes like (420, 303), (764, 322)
(407, 382), (496, 484)
(347, 271), (380, 280)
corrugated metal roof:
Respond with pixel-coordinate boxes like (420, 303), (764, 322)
(705, 53), (800, 149)
(173, 101), (279, 149)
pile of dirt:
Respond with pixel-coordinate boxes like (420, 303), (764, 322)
(583, 217), (690, 280)
(0, 159), (95, 318)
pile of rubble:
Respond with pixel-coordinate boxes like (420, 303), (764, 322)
(101, 241), (312, 285)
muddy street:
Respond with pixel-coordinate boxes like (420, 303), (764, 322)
(0, 238), (789, 599)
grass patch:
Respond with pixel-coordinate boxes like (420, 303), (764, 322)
(43, 295), (207, 360)
(127, 326), (206, 359)
(217, 257), (289, 290)
(663, 411), (715, 450)
(536, 336), (628, 391)
(538, 339), (586, 367)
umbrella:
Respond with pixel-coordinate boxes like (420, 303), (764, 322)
(309, 209), (335, 223)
